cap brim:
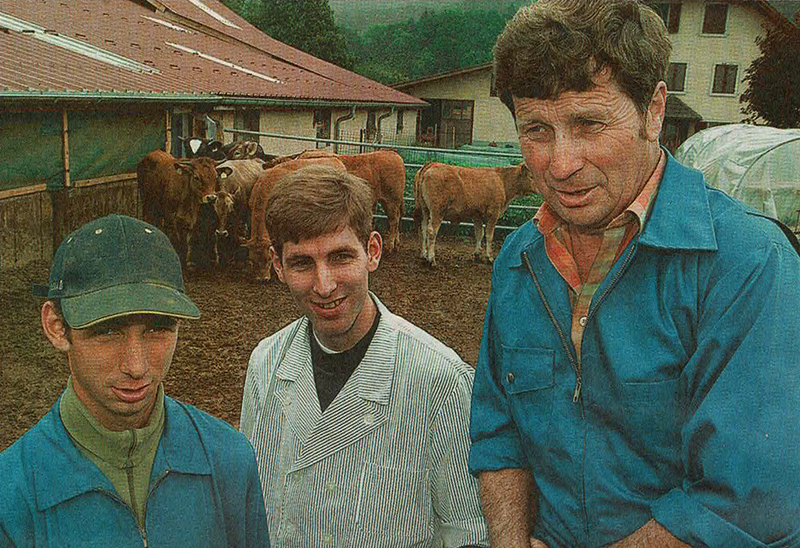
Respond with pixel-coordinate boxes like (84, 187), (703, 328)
(61, 283), (200, 329)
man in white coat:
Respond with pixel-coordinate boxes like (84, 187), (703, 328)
(240, 165), (488, 548)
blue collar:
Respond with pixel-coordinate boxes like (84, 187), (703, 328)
(34, 394), (212, 511)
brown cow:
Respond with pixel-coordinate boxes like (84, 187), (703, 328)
(416, 162), (536, 267)
(215, 159), (269, 248)
(189, 190), (235, 268)
(260, 149), (405, 252)
(246, 156), (347, 282)
(136, 150), (218, 266)
(337, 150), (405, 253)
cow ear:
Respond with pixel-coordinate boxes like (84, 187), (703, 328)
(217, 166), (232, 178)
(174, 162), (193, 176)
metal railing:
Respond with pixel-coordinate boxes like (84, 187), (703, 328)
(224, 128), (538, 236)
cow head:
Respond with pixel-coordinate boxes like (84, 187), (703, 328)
(213, 191), (235, 238)
(175, 157), (219, 203)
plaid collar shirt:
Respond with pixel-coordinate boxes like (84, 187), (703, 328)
(532, 151), (666, 365)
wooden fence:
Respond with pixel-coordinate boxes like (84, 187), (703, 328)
(0, 175), (139, 270)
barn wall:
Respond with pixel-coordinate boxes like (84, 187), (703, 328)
(261, 109), (316, 155)
(0, 103), (165, 270)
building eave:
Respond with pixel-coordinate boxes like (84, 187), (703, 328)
(0, 90), (427, 110)
(393, 63), (493, 90)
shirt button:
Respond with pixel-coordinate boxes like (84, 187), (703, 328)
(363, 412), (375, 425)
(507, 372), (515, 383)
(579, 316), (588, 327)
(325, 480), (337, 492)
(323, 533), (334, 543)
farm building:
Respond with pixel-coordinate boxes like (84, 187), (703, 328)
(393, 63), (517, 150)
(651, 0), (799, 152)
(393, 1), (800, 153)
(0, 0), (426, 270)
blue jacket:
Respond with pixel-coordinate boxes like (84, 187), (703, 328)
(0, 395), (270, 548)
(469, 153), (800, 548)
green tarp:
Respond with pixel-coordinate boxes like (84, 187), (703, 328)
(0, 109), (165, 192)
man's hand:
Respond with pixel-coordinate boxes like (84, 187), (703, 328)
(530, 538), (550, 548)
(478, 469), (536, 548)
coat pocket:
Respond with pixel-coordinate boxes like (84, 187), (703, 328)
(501, 346), (556, 446)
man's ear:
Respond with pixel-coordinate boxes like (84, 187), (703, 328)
(269, 246), (285, 283)
(366, 231), (382, 272)
(41, 301), (71, 352)
(645, 81), (667, 142)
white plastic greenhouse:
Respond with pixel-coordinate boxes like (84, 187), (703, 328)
(674, 124), (800, 231)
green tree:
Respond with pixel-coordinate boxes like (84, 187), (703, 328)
(740, 24), (800, 128)
(347, 5), (518, 84)
(222, 0), (354, 70)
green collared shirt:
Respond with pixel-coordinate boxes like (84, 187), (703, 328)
(59, 378), (165, 529)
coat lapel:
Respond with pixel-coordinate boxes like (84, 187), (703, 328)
(292, 307), (397, 470)
(275, 319), (322, 446)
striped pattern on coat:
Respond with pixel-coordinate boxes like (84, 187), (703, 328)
(240, 294), (489, 548)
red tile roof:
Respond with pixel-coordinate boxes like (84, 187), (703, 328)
(0, 0), (425, 107)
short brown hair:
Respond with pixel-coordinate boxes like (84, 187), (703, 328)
(494, 0), (671, 116)
(265, 165), (374, 259)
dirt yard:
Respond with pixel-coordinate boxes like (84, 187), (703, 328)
(0, 233), (493, 451)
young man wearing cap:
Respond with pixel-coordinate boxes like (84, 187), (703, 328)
(0, 214), (270, 547)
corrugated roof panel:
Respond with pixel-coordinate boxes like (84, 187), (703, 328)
(0, 10), (159, 75)
(0, 0), (426, 106)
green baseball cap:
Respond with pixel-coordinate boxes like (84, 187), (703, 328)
(33, 214), (200, 328)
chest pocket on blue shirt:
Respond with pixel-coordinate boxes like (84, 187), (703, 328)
(501, 346), (556, 446)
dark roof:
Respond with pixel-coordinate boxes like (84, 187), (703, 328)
(393, 63), (492, 90)
(0, 0), (425, 107)
(665, 94), (702, 120)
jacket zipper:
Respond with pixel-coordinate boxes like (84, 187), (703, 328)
(124, 429), (148, 547)
(525, 242), (637, 543)
(522, 250), (582, 402)
(95, 488), (148, 547)
(587, 242), (637, 321)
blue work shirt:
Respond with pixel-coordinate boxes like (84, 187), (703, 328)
(469, 153), (800, 547)
(0, 395), (270, 548)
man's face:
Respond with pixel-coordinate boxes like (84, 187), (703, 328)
(514, 71), (665, 231)
(66, 314), (178, 431)
(272, 226), (381, 352)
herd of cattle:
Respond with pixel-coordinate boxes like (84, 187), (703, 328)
(135, 139), (539, 281)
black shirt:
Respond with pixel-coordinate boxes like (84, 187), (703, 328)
(310, 310), (381, 413)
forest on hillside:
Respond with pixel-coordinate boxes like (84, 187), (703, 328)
(221, 0), (527, 84)
(342, 1), (527, 84)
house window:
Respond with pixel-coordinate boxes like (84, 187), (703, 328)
(702, 3), (728, 35)
(652, 3), (681, 34)
(234, 110), (259, 141)
(666, 62), (687, 92)
(366, 111), (377, 141)
(314, 109), (331, 140)
(396, 110), (404, 134)
(490, 72), (497, 97)
(712, 64), (738, 94)
(443, 100), (473, 120)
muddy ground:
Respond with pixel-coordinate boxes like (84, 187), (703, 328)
(1, 233), (494, 451)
